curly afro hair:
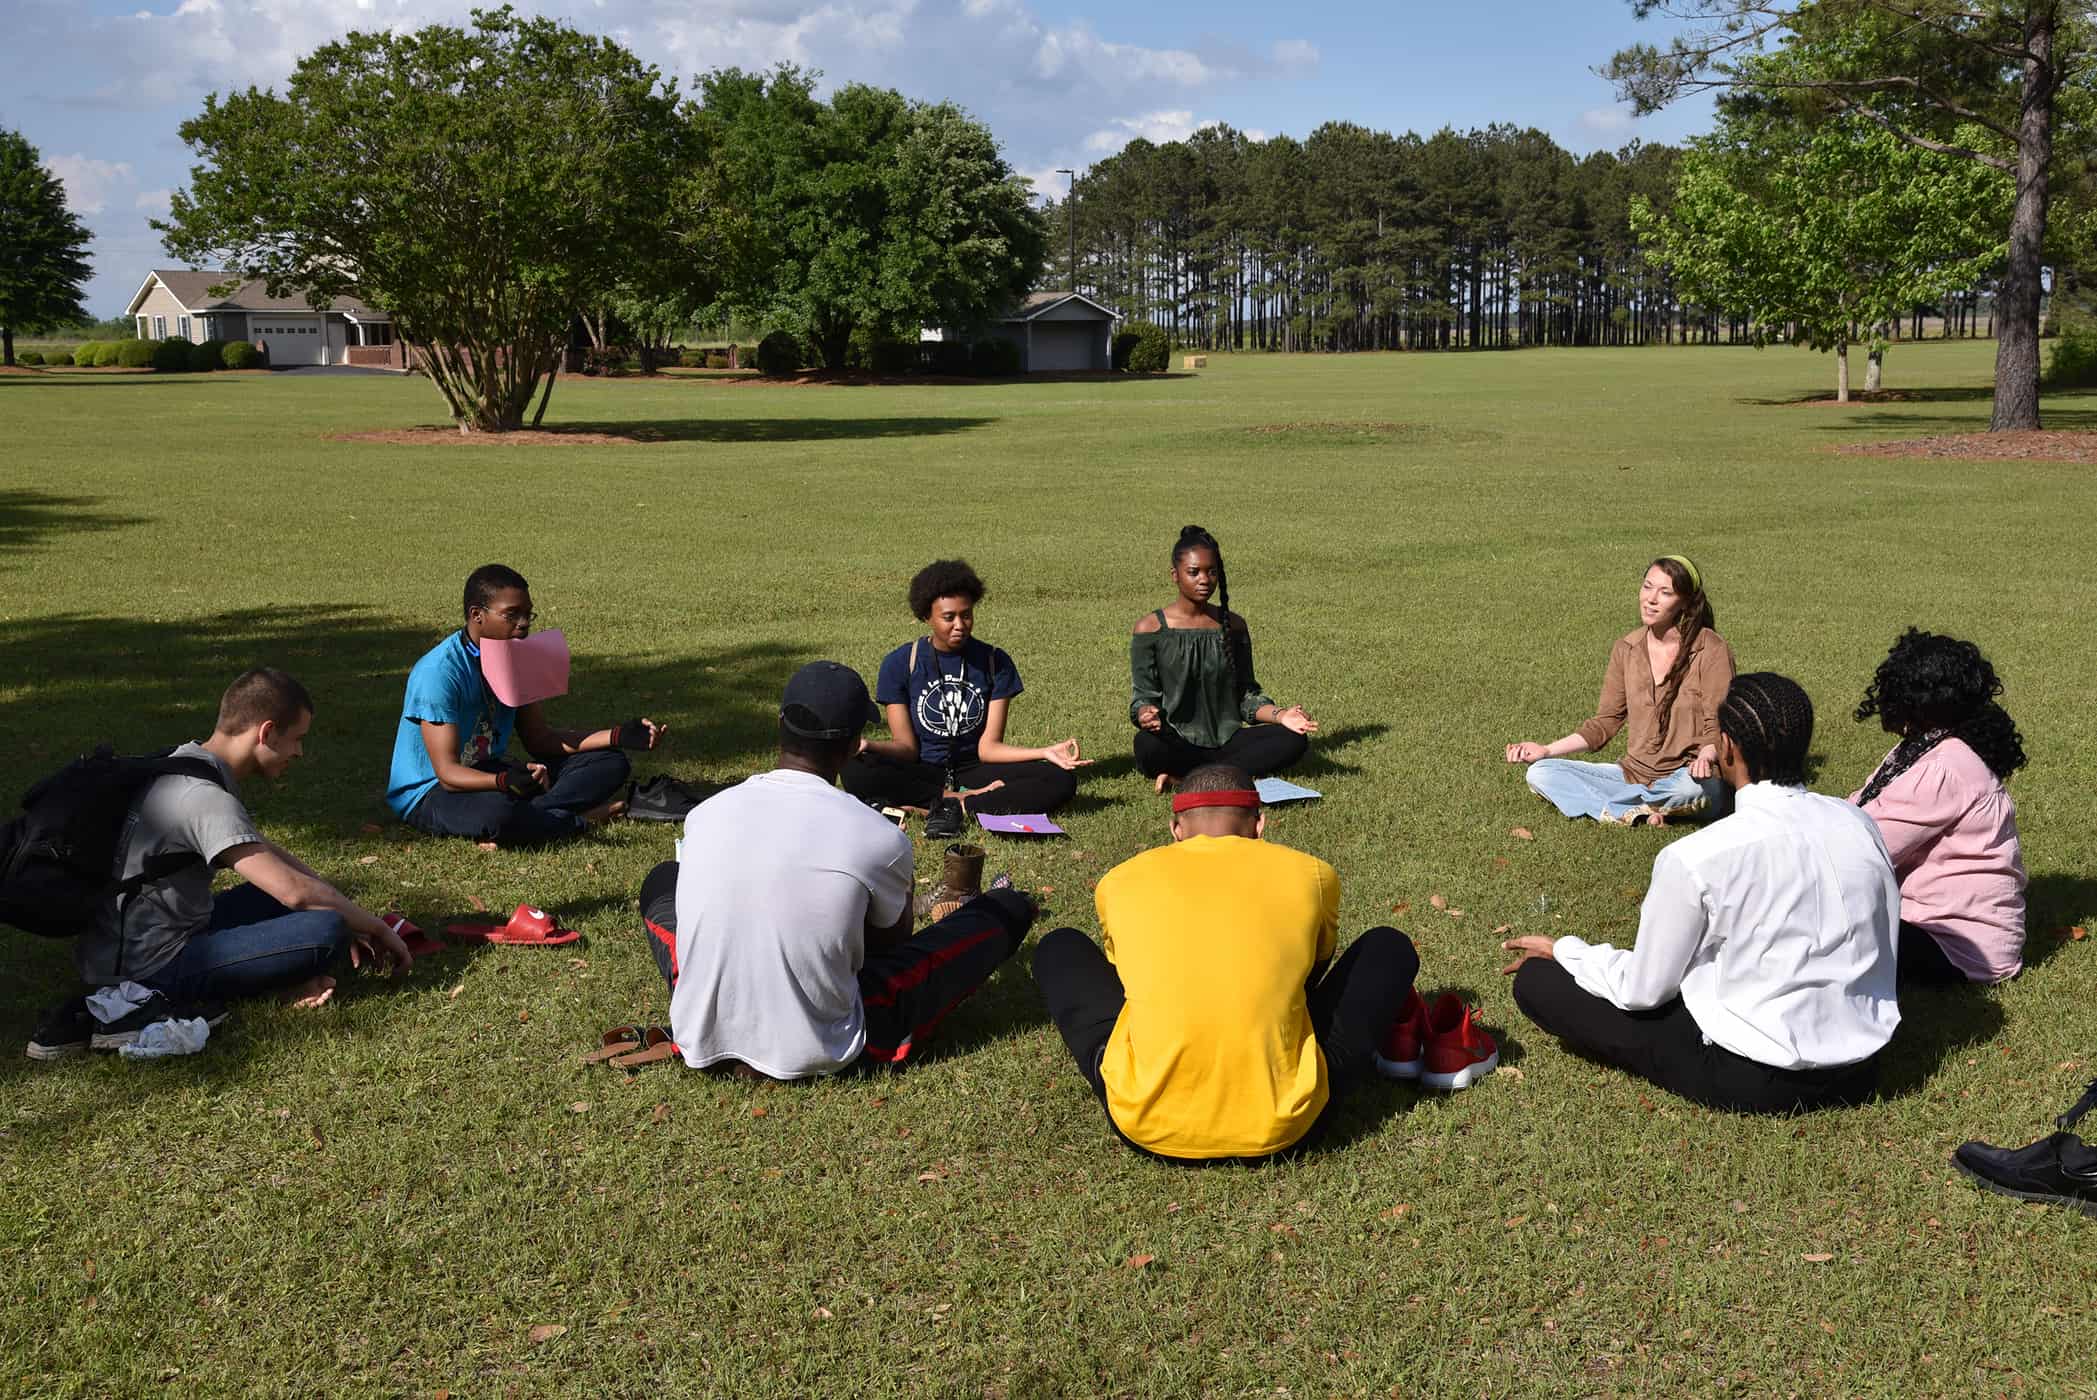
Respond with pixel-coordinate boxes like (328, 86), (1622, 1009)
(908, 559), (986, 621)
(1855, 628), (2026, 779)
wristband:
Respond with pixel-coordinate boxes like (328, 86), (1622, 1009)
(612, 717), (650, 749)
(498, 763), (544, 798)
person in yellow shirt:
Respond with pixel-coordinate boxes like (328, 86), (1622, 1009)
(1031, 763), (1420, 1163)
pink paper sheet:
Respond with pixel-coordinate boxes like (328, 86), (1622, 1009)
(478, 629), (571, 707)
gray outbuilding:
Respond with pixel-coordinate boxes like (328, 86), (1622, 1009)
(986, 291), (1122, 372)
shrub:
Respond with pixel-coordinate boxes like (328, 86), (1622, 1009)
(678, 347), (706, 368)
(2042, 322), (2097, 389)
(148, 338), (193, 372)
(190, 339), (227, 372)
(1124, 321), (1171, 373)
(15, 350), (41, 366)
(755, 330), (802, 378)
(222, 340), (264, 370)
(82, 341), (116, 366)
(869, 339), (919, 375)
(969, 337), (1021, 377)
(1111, 330), (1142, 372)
(111, 340), (151, 367)
(699, 351), (725, 370)
(580, 346), (629, 376)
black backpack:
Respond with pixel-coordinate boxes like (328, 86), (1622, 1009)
(0, 747), (229, 939)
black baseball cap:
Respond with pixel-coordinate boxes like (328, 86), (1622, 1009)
(779, 661), (879, 739)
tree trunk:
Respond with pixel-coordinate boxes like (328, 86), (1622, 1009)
(1836, 339), (1850, 403)
(1864, 344), (1883, 393)
(1991, 6), (2055, 432)
(2, 326), (12, 366)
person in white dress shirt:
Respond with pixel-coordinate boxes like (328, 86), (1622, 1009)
(1500, 672), (1901, 1114)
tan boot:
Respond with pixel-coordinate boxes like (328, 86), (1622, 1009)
(917, 842), (985, 921)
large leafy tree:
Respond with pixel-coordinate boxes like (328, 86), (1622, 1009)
(1634, 108), (2010, 399)
(0, 130), (92, 368)
(694, 70), (1047, 369)
(1606, 0), (2096, 430)
(159, 6), (689, 431)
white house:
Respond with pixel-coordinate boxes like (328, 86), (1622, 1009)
(125, 270), (401, 367)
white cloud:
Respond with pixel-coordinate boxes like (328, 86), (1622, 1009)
(1579, 106), (1636, 134)
(1270, 38), (1317, 75)
(135, 188), (175, 214)
(47, 155), (135, 214)
(1084, 109), (1198, 154)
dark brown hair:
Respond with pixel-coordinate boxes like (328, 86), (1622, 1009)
(1648, 556), (1716, 733)
(215, 668), (313, 735)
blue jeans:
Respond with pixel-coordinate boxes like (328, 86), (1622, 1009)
(403, 749), (631, 845)
(143, 884), (350, 1004)
(1525, 759), (1731, 822)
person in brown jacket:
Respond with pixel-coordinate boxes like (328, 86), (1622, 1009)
(1504, 556), (1735, 825)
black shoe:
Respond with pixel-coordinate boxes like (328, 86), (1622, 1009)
(925, 796), (964, 841)
(27, 996), (93, 1061)
(627, 775), (713, 824)
(89, 992), (231, 1051)
(1952, 1079), (2097, 1217)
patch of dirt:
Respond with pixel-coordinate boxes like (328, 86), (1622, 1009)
(1247, 420), (1414, 435)
(1838, 431), (2097, 463)
(327, 426), (660, 446)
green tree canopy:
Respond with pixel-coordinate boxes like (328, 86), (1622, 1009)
(1607, 0), (2097, 430)
(0, 129), (92, 368)
(692, 69), (1048, 369)
(159, 6), (690, 431)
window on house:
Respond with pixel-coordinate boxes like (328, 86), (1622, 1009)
(136, 316), (148, 337)
(153, 316), (166, 338)
(178, 316), (191, 340)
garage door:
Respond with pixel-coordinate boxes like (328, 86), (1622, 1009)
(1028, 322), (1097, 373)
(250, 320), (326, 366)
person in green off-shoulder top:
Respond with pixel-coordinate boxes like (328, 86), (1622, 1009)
(1130, 525), (1319, 790)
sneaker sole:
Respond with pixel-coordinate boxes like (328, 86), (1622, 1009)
(26, 1041), (89, 1061)
(1954, 1159), (2097, 1217)
(1373, 1053), (1423, 1081)
(1421, 1048), (1500, 1092)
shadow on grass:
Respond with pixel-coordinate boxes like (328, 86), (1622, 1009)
(550, 416), (996, 444)
(0, 490), (151, 559)
(1059, 722), (1390, 816)
(1877, 990), (2006, 1101)
(1739, 385), (2002, 407)
(1808, 407), (2097, 434)
(2024, 872), (2097, 973)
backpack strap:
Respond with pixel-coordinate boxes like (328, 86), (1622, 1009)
(108, 753), (235, 895)
(908, 637), (920, 673)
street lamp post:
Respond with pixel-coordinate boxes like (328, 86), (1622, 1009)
(1057, 168), (1076, 292)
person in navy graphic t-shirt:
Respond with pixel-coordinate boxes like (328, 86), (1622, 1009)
(843, 559), (1088, 817)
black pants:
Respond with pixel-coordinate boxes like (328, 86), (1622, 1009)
(1031, 924), (1418, 1163)
(1899, 920), (1974, 986)
(403, 749), (630, 845)
(1132, 724), (1309, 781)
(1511, 957), (1879, 1114)
(841, 753), (1078, 815)
(640, 861), (1035, 1068)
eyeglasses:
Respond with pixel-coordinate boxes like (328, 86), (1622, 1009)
(487, 606), (535, 623)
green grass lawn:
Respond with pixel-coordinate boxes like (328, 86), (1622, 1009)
(3, 343), (2093, 1395)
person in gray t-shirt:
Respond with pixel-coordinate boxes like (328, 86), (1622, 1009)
(74, 669), (412, 1007)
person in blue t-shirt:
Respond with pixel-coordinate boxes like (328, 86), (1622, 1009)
(842, 559), (1089, 817)
(385, 564), (665, 844)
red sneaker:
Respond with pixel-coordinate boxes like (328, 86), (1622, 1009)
(1421, 993), (1499, 1092)
(1374, 987), (1431, 1080)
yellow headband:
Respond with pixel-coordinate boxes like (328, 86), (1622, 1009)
(1659, 554), (1704, 597)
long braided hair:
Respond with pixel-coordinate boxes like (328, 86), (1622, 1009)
(1718, 672), (1814, 786)
(1648, 556), (1715, 734)
(1855, 629), (2026, 805)
(1174, 525), (1246, 700)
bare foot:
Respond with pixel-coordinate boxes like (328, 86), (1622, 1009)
(582, 798), (629, 826)
(279, 974), (337, 1009)
(1152, 772), (1174, 794)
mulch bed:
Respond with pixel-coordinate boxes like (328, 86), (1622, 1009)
(328, 426), (657, 446)
(1838, 430), (2097, 463)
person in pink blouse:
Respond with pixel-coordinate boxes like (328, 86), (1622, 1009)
(1851, 629), (2028, 984)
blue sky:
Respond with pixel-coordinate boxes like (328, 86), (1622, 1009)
(0, 0), (1716, 316)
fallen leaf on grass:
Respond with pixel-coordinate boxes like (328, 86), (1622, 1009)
(1492, 924), (1513, 936)
(650, 1103), (670, 1124)
(1381, 1204), (1412, 1220)
(1445, 908), (1465, 919)
(516, 1010), (530, 1024)
(811, 1306), (834, 1320)
(750, 1105), (768, 1118)
(466, 893), (488, 912)
(1731, 1200), (1749, 1214)
(527, 1324), (567, 1344)
(1429, 894), (1448, 911)
(359, 822), (382, 834)
(568, 1102), (591, 1114)
(1800, 1253), (1834, 1264)
(568, 958), (588, 970)
(83, 1258), (95, 1281)
(447, 984), (464, 1000)
(1493, 1065), (1524, 1082)
(2072, 926), (2088, 942)
(1124, 1253), (1156, 1270)
(1390, 901), (1411, 915)
(1504, 1214), (1528, 1228)
(1510, 826), (1534, 841)
(357, 855), (381, 866)
(308, 1126), (325, 1150)
(1269, 1222), (1298, 1239)
(915, 1164), (947, 1182)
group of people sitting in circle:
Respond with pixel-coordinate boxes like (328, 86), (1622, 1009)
(30, 539), (2035, 1171)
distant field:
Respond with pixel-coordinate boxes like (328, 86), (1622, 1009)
(2, 343), (2092, 1395)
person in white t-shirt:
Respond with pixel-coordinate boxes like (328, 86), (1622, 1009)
(637, 661), (1038, 1079)
(1500, 672), (1901, 1114)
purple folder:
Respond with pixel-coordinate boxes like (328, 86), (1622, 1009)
(976, 812), (1066, 837)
